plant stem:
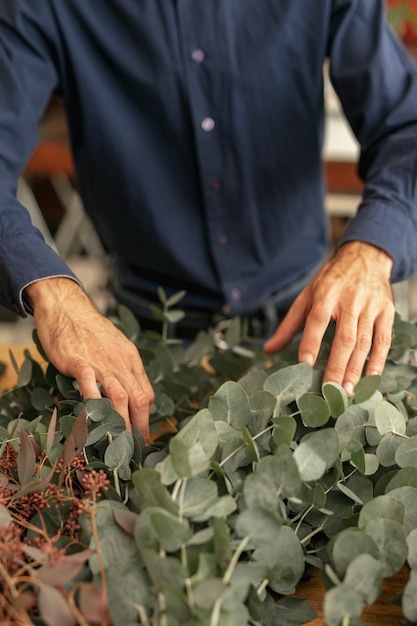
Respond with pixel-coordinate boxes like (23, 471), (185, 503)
(107, 431), (122, 498)
(222, 535), (251, 585)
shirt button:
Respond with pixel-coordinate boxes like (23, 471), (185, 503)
(219, 234), (229, 245)
(211, 180), (222, 191)
(231, 288), (242, 302)
(191, 48), (205, 63)
(201, 117), (215, 132)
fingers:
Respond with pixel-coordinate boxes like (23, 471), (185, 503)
(72, 347), (154, 441)
(263, 293), (309, 354)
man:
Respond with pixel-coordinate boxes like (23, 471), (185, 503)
(0, 1), (415, 440)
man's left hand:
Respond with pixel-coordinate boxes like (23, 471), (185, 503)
(263, 241), (395, 394)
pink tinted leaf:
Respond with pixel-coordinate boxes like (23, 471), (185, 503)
(34, 549), (93, 586)
(23, 544), (49, 564)
(46, 407), (58, 455)
(113, 507), (138, 535)
(63, 433), (76, 469)
(0, 472), (9, 489)
(78, 582), (109, 624)
(13, 464), (55, 498)
(17, 430), (36, 486)
(38, 585), (75, 626)
(72, 408), (88, 452)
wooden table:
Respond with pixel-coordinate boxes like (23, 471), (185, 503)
(0, 344), (410, 625)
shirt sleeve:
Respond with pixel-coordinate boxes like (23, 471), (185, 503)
(328, 0), (417, 282)
(0, 2), (78, 317)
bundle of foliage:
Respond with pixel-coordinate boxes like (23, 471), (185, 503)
(1, 289), (417, 626)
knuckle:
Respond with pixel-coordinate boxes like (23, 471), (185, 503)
(356, 332), (372, 353)
(109, 386), (129, 405)
(337, 329), (356, 349)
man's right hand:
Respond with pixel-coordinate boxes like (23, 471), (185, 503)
(24, 277), (154, 440)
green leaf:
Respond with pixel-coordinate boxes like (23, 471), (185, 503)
(170, 436), (206, 478)
(135, 507), (192, 552)
(353, 375), (381, 404)
(331, 528), (380, 575)
(297, 392), (330, 427)
(344, 553), (383, 605)
(293, 429), (339, 482)
(193, 577), (225, 610)
(364, 518), (408, 576)
(387, 486), (417, 534)
(31, 387), (54, 410)
(192, 495), (237, 522)
(177, 477), (218, 518)
(84, 503), (139, 576)
(106, 563), (152, 624)
(263, 362), (313, 413)
(407, 528), (417, 569)
(174, 409), (218, 456)
(243, 472), (279, 510)
(242, 426), (260, 462)
(16, 359), (33, 388)
(208, 381), (251, 429)
(395, 434), (417, 468)
(375, 402), (406, 435)
(0, 503), (12, 529)
(323, 584), (364, 626)
(236, 509), (304, 593)
(358, 494), (405, 528)
(140, 547), (187, 591)
(376, 433), (405, 467)
(322, 381), (348, 418)
(258, 447), (302, 497)
(272, 414), (297, 447)
(165, 309), (186, 324)
(132, 469), (178, 514)
(249, 390), (276, 432)
(83, 397), (115, 422)
(402, 571), (417, 623)
(165, 289), (187, 308)
(104, 431), (135, 480)
(262, 596), (318, 626)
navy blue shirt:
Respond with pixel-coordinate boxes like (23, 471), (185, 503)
(1, 0), (417, 316)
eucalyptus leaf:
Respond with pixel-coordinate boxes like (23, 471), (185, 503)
(258, 447), (302, 497)
(395, 434), (417, 468)
(297, 393), (330, 427)
(402, 571), (417, 623)
(387, 485), (417, 534)
(208, 381), (251, 429)
(343, 553), (383, 605)
(364, 518), (408, 576)
(323, 584), (364, 626)
(264, 362), (313, 413)
(406, 528), (417, 569)
(104, 431), (134, 480)
(375, 401), (407, 436)
(106, 562), (152, 625)
(358, 494), (405, 529)
(322, 381), (348, 418)
(331, 528), (380, 575)
(353, 375), (381, 404)
(272, 414), (297, 447)
(136, 507), (192, 552)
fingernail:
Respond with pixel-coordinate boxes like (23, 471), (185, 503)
(299, 352), (314, 366)
(344, 382), (354, 396)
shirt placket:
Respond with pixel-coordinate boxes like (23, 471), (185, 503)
(175, 0), (243, 310)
